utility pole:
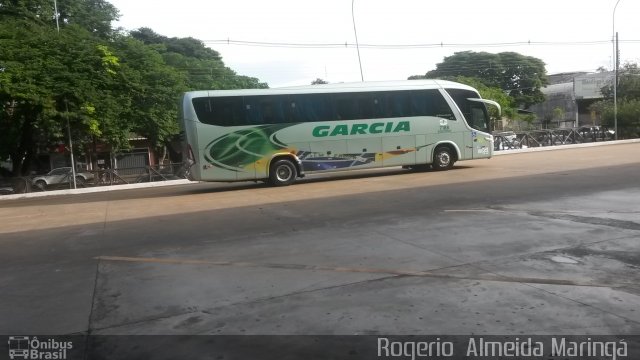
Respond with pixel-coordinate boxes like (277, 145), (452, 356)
(613, 31), (620, 140)
(352, 0), (364, 82)
(54, 0), (77, 188)
(614, 32), (619, 141)
(612, 0), (621, 140)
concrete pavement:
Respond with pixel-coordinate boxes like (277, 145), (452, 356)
(0, 143), (639, 336)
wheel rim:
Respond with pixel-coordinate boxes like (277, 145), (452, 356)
(437, 151), (451, 167)
(275, 164), (292, 182)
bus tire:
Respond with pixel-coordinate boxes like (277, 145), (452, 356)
(432, 146), (454, 171)
(269, 158), (297, 186)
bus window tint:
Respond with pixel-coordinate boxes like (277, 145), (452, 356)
(387, 92), (411, 117)
(290, 94), (334, 122)
(425, 90), (456, 120)
(193, 97), (244, 126)
(192, 97), (214, 124)
(371, 94), (389, 118)
(192, 89), (457, 126)
(259, 97), (285, 124)
(334, 94), (360, 120)
(372, 90), (454, 119)
(244, 96), (286, 124)
(357, 94), (374, 119)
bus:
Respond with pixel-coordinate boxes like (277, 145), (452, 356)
(179, 80), (500, 186)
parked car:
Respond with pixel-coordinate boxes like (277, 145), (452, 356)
(32, 167), (94, 189)
(493, 131), (521, 150)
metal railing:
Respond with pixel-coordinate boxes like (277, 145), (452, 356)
(1, 163), (191, 195)
(493, 126), (617, 151)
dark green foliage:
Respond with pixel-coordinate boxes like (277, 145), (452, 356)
(591, 63), (640, 138)
(0, 1), (268, 175)
(130, 28), (268, 91)
(411, 51), (548, 108)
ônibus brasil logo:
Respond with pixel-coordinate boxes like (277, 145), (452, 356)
(7, 336), (72, 360)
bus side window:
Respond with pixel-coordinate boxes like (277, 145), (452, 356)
(248, 96), (282, 124)
(285, 96), (300, 123)
(410, 91), (428, 117)
(303, 94), (334, 122)
(192, 98), (214, 124)
(334, 94), (359, 120)
(244, 97), (261, 125)
(259, 101), (272, 124)
(372, 93), (389, 119)
(424, 90), (455, 120)
(209, 97), (244, 126)
(388, 92), (411, 117)
(357, 94), (373, 119)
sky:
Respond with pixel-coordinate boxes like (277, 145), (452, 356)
(108, 0), (640, 88)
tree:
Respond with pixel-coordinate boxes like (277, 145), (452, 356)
(410, 51), (548, 108)
(0, 19), (119, 174)
(109, 35), (188, 150)
(0, 0), (119, 38)
(0, 2), (182, 174)
(0, 2), (269, 175)
(600, 63), (640, 101)
(590, 100), (640, 138)
(590, 62), (640, 138)
(130, 28), (268, 91)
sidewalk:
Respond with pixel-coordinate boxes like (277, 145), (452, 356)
(0, 179), (195, 201)
(492, 138), (640, 156)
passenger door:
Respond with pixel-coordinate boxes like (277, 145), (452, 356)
(469, 104), (491, 159)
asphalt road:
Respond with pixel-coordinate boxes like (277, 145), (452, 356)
(1, 143), (639, 336)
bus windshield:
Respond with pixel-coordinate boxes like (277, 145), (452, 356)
(445, 88), (490, 133)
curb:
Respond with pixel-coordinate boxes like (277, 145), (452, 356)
(0, 179), (196, 201)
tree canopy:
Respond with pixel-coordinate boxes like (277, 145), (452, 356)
(590, 62), (640, 138)
(410, 51), (548, 108)
(0, 0), (268, 175)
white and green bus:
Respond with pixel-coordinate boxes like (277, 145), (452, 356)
(179, 80), (500, 186)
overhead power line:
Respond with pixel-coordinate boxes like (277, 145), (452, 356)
(203, 38), (640, 49)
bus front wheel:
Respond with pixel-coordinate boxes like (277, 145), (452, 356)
(269, 159), (297, 186)
(432, 146), (454, 171)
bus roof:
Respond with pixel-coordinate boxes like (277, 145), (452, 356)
(183, 80), (478, 99)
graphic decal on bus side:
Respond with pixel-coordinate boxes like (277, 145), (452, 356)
(204, 123), (420, 174)
(298, 151), (377, 171)
(204, 124), (296, 172)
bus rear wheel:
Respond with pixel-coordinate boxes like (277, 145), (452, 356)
(269, 159), (297, 186)
(432, 146), (454, 171)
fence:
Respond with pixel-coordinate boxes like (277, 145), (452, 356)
(493, 126), (616, 151)
(1, 163), (191, 195)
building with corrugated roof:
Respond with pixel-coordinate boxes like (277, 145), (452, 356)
(528, 72), (613, 128)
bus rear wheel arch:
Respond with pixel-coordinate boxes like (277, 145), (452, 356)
(268, 158), (298, 186)
(432, 145), (456, 171)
